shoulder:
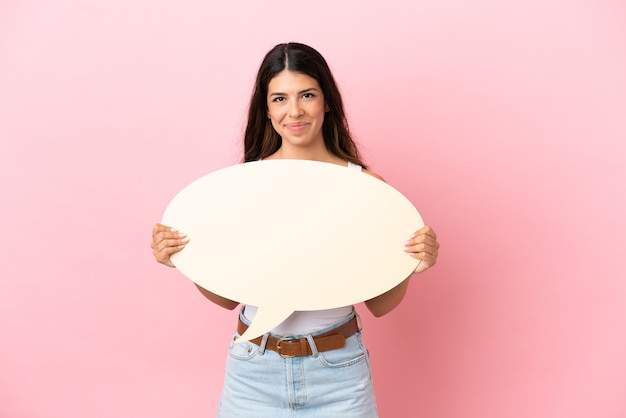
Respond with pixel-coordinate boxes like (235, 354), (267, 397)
(345, 160), (385, 182)
(363, 169), (386, 183)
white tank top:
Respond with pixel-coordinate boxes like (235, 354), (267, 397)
(243, 161), (363, 336)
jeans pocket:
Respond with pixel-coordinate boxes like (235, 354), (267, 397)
(227, 332), (261, 361)
(317, 332), (367, 368)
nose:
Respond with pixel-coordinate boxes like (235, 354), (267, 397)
(288, 101), (304, 118)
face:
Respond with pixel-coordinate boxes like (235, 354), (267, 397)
(267, 70), (328, 150)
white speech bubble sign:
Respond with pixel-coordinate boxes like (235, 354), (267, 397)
(162, 160), (423, 341)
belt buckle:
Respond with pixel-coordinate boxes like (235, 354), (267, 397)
(276, 337), (296, 358)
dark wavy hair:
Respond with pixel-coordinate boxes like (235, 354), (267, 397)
(243, 42), (367, 169)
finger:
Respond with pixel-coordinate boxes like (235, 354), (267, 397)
(404, 237), (439, 253)
(152, 223), (170, 237)
(409, 249), (438, 262)
(411, 225), (437, 242)
(413, 257), (435, 274)
(155, 245), (185, 265)
(404, 227), (439, 248)
(152, 227), (187, 248)
(152, 223), (182, 239)
(161, 244), (186, 258)
(405, 242), (438, 255)
(155, 231), (187, 245)
(406, 248), (439, 265)
(411, 250), (438, 272)
(156, 236), (189, 252)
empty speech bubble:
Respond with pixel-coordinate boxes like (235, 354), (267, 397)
(162, 160), (423, 341)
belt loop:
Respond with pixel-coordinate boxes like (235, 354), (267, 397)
(354, 310), (363, 332)
(258, 334), (269, 355)
(306, 334), (320, 357)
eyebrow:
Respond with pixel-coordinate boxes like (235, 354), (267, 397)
(269, 87), (319, 97)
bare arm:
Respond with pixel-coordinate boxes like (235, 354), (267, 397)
(194, 284), (240, 310)
(365, 277), (411, 317)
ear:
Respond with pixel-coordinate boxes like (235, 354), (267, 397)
(325, 103), (330, 112)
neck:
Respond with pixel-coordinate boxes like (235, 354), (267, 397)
(271, 142), (341, 164)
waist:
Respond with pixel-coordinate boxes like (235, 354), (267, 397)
(237, 314), (360, 358)
(242, 305), (354, 335)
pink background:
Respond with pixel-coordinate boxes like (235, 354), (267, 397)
(1, 1), (625, 417)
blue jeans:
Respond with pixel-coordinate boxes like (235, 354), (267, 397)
(217, 310), (379, 417)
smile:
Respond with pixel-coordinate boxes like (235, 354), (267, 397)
(285, 123), (309, 131)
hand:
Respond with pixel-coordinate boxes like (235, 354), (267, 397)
(404, 225), (439, 274)
(151, 223), (189, 267)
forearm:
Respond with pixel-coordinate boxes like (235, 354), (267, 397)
(364, 277), (410, 317)
(194, 284), (240, 310)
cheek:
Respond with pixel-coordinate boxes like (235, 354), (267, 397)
(316, 107), (327, 123)
(268, 106), (284, 121)
(269, 115), (282, 131)
(314, 102), (327, 118)
(269, 118), (281, 133)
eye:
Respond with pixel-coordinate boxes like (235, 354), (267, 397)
(272, 96), (285, 102)
(302, 93), (316, 99)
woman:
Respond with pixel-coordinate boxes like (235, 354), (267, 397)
(151, 42), (439, 417)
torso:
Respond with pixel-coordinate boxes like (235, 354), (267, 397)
(242, 161), (363, 337)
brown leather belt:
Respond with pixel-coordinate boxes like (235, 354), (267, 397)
(237, 316), (359, 358)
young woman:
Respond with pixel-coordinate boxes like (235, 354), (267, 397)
(151, 42), (439, 417)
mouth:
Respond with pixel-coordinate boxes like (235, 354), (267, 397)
(285, 122), (309, 131)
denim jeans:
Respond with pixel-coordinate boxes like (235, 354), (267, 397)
(217, 310), (379, 417)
